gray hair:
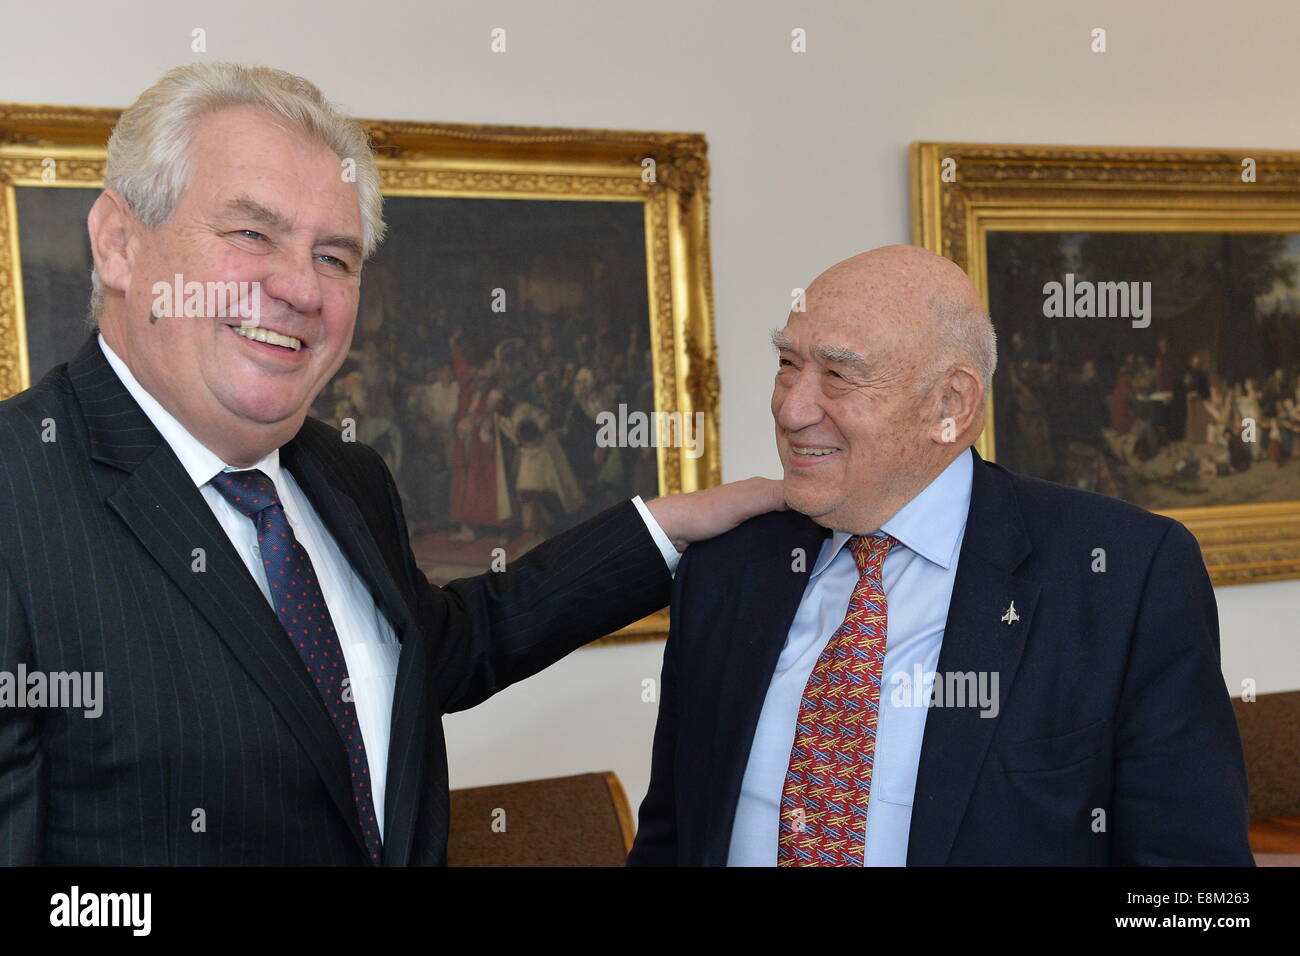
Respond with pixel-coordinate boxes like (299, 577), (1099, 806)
(88, 61), (385, 327)
(923, 292), (998, 398)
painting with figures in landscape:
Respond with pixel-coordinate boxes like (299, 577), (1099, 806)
(912, 141), (1300, 585)
(987, 231), (1300, 512)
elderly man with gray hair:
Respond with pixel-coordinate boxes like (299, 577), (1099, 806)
(630, 245), (1253, 867)
(0, 62), (782, 865)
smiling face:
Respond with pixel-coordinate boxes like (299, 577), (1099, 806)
(772, 313), (934, 535)
(770, 246), (987, 534)
(92, 105), (364, 465)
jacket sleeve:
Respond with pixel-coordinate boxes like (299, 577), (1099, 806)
(627, 546), (691, 866)
(1111, 520), (1254, 865)
(374, 448), (672, 713)
(0, 559), (43, 864)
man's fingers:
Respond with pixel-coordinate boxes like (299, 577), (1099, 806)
(646, 476), (788, 548)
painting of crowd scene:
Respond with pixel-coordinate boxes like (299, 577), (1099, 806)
(311, 196), (659, 583)
(986, 231), (1300, 511)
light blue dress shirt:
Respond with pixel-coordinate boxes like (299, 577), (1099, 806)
(727, 450), (974, 866)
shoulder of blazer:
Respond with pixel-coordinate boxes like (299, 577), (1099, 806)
(978, 453), (1180, 556)
(0, 357), (78, 434)
(0, 358), (94, 574)
(0, 358), (83, 496)
(682, 507), (830, 577)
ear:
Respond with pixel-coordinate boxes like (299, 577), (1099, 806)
(932, 365), (984, 446)
(87, 189), (139, 295)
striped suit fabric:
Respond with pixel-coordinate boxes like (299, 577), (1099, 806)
(0, 332), (670, 865)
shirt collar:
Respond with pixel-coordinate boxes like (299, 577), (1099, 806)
(97, 332), (282, 488)
(810, 448), (974, 578)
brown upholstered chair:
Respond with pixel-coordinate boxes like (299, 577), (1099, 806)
(447, 771), (636, 866)
(1232, 690), (1300, 865)
(1232, 690), (1300, 820)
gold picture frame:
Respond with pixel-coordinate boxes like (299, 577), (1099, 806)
(0, 103), (722, 642)
(912, 141), (1300, 586)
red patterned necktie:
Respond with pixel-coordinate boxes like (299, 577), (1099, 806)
(778, 531), (896, 866)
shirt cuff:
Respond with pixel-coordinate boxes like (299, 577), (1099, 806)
(631, 495), (681, 576)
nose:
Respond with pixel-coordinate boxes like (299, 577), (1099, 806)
(261, 248), (325, 316)
(773, 368), (825, 434)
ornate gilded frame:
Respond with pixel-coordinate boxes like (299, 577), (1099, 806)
(912, 141), (1300, 586)
(0, 103), (722, 641)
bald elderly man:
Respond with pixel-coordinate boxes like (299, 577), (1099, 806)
(629, 245), (1253, 867)
(0, 62), (782, 866)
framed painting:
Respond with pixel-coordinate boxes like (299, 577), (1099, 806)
(912, 142), (1300, 585)
(0, 104), (721, 642)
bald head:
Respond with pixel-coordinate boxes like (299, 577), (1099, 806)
(810, 244), (978, 306)
(770, 245), (995, 535)
(803, 245), (994, 390)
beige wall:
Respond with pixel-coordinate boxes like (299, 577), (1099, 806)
(5, 0), (1296, 813)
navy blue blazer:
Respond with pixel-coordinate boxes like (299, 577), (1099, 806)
(629, 447), (1254, 866)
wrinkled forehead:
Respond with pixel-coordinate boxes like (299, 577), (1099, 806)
(183, 107), (361, 226)
(782, 284), (930, 360)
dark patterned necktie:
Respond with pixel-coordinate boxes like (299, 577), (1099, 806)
(210, 469), (383, 864)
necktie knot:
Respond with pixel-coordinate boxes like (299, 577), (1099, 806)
(848, 532), (895, 578)
(210, 469), (279, 518)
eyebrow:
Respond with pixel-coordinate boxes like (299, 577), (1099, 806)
(222, 195), (365, 261)
(771, 329), (871, 375)
(814, 344), (869, 372)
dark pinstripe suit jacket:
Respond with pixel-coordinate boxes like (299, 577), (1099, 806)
(0, 333), (671, 865)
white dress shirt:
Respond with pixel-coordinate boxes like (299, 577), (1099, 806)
(98, 334), (679, 843)
(727, 450), (973, 866)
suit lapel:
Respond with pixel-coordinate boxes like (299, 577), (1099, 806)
(703, 512), (829, 865)
(281, 433), (429, 866)
(906, 450), (1039, 865)
(280, 434), (418, 650)
(70, 334), (370, 861)
(104, 454), (369, 857)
